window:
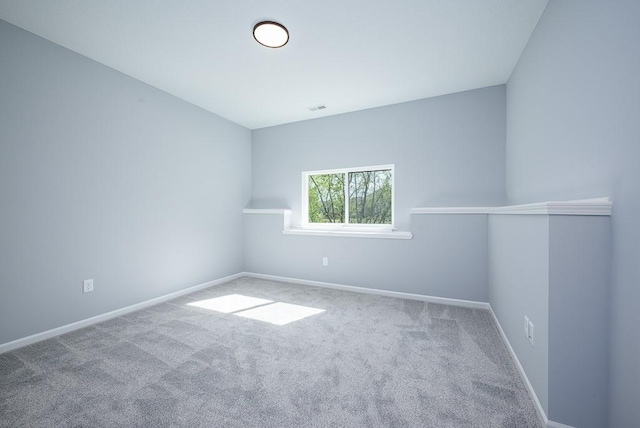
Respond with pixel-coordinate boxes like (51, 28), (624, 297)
(302, 165), (394, 228)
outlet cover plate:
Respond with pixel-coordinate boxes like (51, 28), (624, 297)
(83, 279), (94, 293)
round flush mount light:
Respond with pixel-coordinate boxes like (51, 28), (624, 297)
(253, 21), (289, 48)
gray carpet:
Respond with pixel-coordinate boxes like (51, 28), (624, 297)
(1, 277), (542, 427)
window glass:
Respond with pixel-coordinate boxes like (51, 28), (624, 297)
(303, 165), (394, 227)
(308, 173), (345, 223)
(348, 169), (392, 224)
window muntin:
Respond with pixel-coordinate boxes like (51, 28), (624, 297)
(302, 165), (394, 228)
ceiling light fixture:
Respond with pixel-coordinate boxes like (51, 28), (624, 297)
(253, 21), (289, 48)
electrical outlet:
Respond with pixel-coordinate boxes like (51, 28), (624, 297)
(83, 279), (94, 293)
(322, 257), (328, 267)
(524, 315), (529, 337)
(528, 320), (534, 345)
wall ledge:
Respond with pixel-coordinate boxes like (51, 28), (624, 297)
(242, 209), (291, 215)
(410, 197), (611, 216)
(410, 207), (493, 214)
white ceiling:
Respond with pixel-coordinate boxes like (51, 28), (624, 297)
(0, 1), (548, 129)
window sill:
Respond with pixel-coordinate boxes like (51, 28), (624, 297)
(282, 228), (413, 240)
(242, 209), (412, 239)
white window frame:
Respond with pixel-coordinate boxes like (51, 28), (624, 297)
(301, 164), (395, 231)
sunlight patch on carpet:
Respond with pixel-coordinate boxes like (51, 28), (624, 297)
(235, 302), (325, 325)
(187, 294), (272, 313)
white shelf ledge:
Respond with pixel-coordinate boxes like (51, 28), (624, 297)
(491, 198), (612, 216)
(410, 197), (612, 216)
(410, 207), (493, 214)
(243, 208), (292, 229)
(242, 209), (291, 215)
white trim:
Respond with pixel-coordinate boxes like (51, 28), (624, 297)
(546, 421), (575, 428)
(410, 207), (493, 214)
(248, 272), (572, 427)
(488, 305), (549, 427)
(411, 197), (612, 217)
(242, 208), (291, 215)
(301, 164), (395, 228)
(242, 272), (489, 310)
(490, 197), (611, 216)
(488, 305), (575, 428)
(243, 207), (410, 239)
(300, 164), (395, 179)
(0, 272), (243, 354)
(282, 228), (413, 240)
(0, 269), (573, 428)
(244, 272), (574, 428)
(297, 223), (395, 232)
(243, 208), (292, 229)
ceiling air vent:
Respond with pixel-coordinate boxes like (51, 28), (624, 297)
(307, 105), (327, 112)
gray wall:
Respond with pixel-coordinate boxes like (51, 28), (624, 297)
(488, 215), (550, 413)
(248, 86), (507, 300)
(488, 213), (611, 427)
(244, 213), (489, 301)
(0, 20), (251, 345)
(506, 1), (640, 426)
(251, 85), (507, 230)
(548, 215), (610, 428)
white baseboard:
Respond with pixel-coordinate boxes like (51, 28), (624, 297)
(488, 305), (548, 426)
(488, 305), (574, 428)
(0, 272), (243, 354)
(242, 272), (490, 310)
(0, 270), (574, 428)
(546, 421), (575, 428)
(243, 272), (572, 428)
